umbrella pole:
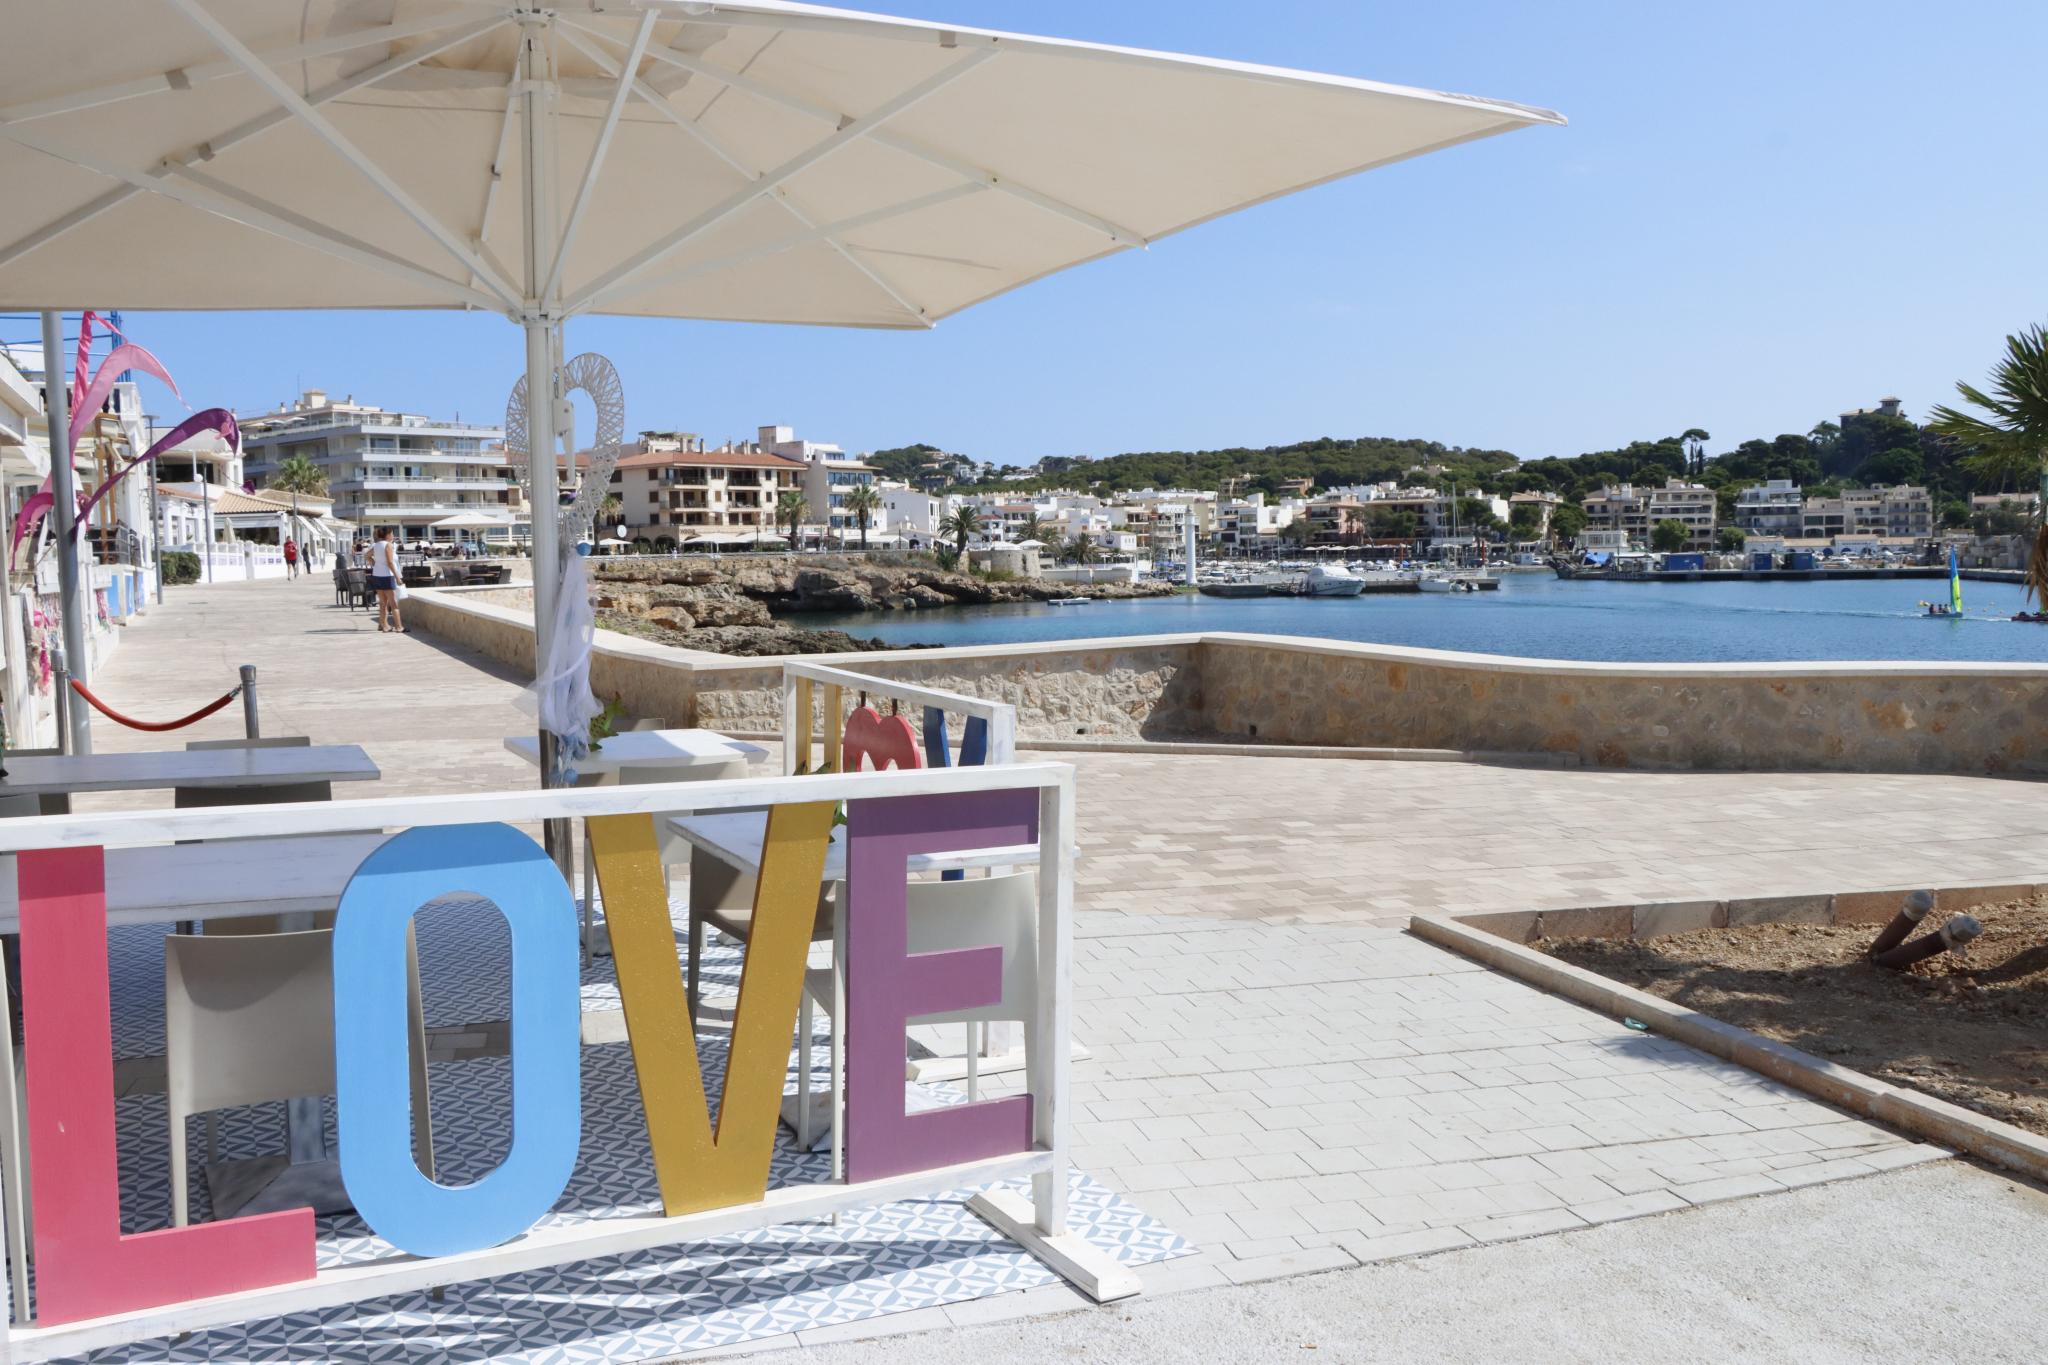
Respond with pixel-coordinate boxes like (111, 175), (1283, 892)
(518, 8), (573, 880)
(41, 311), (92, 754)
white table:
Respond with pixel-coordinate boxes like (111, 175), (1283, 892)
(0, 745), (380, 797)
(501, 729), (769, 777)
(0, 832), (391, 933)
(667, 811), (1039, 884)
(664, 813), (1082, 1093)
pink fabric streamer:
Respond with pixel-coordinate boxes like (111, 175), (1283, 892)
(71, 310), (98, 409)
(70, 409), (239, 540)
(68, 342), (177, 454)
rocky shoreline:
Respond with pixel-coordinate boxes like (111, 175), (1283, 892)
(591, 555), (1172, 657)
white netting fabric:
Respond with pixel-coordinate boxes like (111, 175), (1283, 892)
(505, 352), (626, 780)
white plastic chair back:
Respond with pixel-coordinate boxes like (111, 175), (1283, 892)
(165, 930), (338, 1113)
(163, 927), (434, 1224)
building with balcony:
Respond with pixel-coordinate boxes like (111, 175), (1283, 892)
(610, 433), (806, 545)
(1841, 484), (1934, 540)
(1583, 479), (1717, 551)
(1734, 479), (1804, 537)
(750, 425), (878, 537)
(240, 389), (512, 545)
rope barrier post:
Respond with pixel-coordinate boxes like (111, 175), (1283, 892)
(239, 664), (261, 739)
(51, 650), (72, 757)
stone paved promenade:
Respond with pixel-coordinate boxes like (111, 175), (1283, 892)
(80, 576), (2048, 1356)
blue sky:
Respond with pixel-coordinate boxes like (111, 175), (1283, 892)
(69, 0), (2048, 464)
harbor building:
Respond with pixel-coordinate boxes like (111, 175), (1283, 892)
(1735, 479), (1804, 537)
(1582, 478), (1717, 551)
(241, 389), (512, 546)
(610, 433), (805, 545)
(756, 425), (878, 537)
(1841, 484), (1934, 539)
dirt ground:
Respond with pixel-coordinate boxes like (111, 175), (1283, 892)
(1541, 896), (2048, 1137)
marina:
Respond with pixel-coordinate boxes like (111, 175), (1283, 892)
(797, 573), (2047, 664)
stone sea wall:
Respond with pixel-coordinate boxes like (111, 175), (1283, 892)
(1196, 634), (2048, 775)
(406, 588), (2048, 774)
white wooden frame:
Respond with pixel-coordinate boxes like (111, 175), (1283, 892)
(779, 660), (1019, 777)
(0, 762), (1135, 1362)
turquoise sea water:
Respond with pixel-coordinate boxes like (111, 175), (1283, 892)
(793, 574), (2048, 665)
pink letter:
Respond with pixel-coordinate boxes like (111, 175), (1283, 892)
(21, 848), (314, 1326)
(843, 792), (1037, 1182)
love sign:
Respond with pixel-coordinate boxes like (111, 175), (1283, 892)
(10, 788), (1045, 1328)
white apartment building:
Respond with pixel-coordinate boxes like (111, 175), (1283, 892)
(1840, 484), (1934, 539)
(1216, 493), (1294, 552)
(1582, 479), (1717, 551)
(610, 433), (805, 544)
(241, 389), (512, 545)
(1734, 479), (1803, 537)
(877, 482), (938, 542)
(754, 425), (877, 535)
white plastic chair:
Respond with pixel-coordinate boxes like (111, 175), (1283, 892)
(794, 872), (1038, 1170)
(164, 927), (435, 1226)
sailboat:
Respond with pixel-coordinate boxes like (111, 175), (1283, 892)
(1919, 547), (1963, 618)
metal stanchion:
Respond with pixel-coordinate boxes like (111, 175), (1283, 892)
(51, 651), (72, 756)
(239, 664), (260, 738)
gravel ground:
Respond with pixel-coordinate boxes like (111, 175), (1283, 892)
(1545, 897), (2048, 1135)
(748, 1162), (2047, 1365)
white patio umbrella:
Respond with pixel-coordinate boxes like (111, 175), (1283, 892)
(0, 0), (1561, 743)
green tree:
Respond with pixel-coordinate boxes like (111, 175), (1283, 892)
(1015, 514), (1048, 545)
(774, 490), (809, 550)
(1651, 519), (1690, 553)
(841, 484), (882, 550)
(1859, 447), (1924, 487)
(270, 454), (328, 542)
(1680, 428), (1711, 477)
(1508, 503), (1544, 541)
(598, 492), (623, 532)
(1929, 327), (2048, 524)
(1550, 502), (1588, 545)
(1715, 526), (1747, 552)
(938, 505), (984, 560)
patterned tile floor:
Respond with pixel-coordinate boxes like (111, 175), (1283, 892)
(68, 914), (1189, 1365)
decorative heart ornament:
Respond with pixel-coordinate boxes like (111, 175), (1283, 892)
(505, 351), (627, 551)
(842, 706), (923, 772)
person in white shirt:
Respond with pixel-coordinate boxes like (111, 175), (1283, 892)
(367, 527), (406, 634)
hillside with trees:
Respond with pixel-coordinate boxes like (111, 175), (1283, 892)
(911, 409), (2002, 530)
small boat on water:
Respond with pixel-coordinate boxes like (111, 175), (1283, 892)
(1198, 580), (1270, 598)
(1049, 597), (1090, 607)
(1417, 572), (1481, 594)
(1918, 547), (1965, 619)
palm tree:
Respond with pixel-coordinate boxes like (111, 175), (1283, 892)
(841, 484), (882, 550)
(268, 453), (327, 558)
(598, 492), (624, 535)
(775, 490), (809, 551)
(938, 505), (984, 560)
(1342, 506), (1367, 546)
(1929, 323), (2048, 600)
(1016, 514), (1048, 545)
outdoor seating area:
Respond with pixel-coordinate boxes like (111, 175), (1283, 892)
(0, 656), (1175, 1362)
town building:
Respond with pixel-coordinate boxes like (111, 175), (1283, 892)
(1506, 490), (1563, 542)
(1840, 484), (1934, 540)
(1734, 479), (1804, 537)
(609, 432), (805, 545)
(241, 389), (512, 546)
(1582, 479), (1717, 551)
(877, 482), (940, 544)
(755, 425), (877, 538)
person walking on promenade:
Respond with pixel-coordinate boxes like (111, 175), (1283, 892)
(283, 536), (298, 579)
(367, 528), (406, 634)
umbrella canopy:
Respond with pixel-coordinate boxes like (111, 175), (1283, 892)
(0, 2), (1561, 325)
(0, 0), (1559, 772)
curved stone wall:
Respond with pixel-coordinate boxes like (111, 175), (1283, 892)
(1196, 633), (2048, 775)
(405, 588), (2048, 774)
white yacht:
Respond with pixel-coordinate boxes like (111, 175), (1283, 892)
(1305, 564), (1367, 597)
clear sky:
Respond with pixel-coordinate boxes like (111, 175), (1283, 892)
(63, 0), (2048, 465)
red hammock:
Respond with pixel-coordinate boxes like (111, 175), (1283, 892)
(67, 679), (241, 733)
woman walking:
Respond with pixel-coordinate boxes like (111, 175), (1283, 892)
(283, 536), (298, 579)
(367, 527), (406, 633)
